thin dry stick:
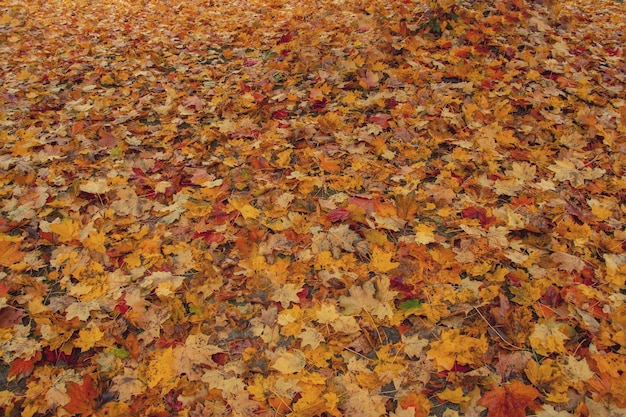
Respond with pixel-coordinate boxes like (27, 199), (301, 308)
(473, 306), (524, 351)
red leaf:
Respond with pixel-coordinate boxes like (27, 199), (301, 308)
(327, 208), (351, 223)
(0, 307), (23, 328)
(278, 32), (293, 44)
(43, 347), (81, 365)
(0, 282), (9, 297)
(479, 381), (541, 417)
(193, 230), (225, 244)
(272, 109), (289, 119)
(165, 389), (184, 411)
(114, 296), (130, 315)
(348, 197), (375, 216)
(212, 352), (229, 365)
(461, 206), (496, 228)
(368, 113), (391, 129)
(38, 230), (55, 242)
(8, 351), (41, 380)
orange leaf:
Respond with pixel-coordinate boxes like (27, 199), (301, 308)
(319, 154), (341, 173)
(398, 392), (431, 417)
(479, 380), (541, 417)
(0, 238), (25, 267)
(124, 332), (140, 360)
(8, 351), (41, 381)
(64, 375), (99, 415)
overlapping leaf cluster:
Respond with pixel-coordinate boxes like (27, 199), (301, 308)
(1, 0), (625, 415)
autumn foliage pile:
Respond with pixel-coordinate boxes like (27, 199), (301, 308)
(1, 0), (625, 415)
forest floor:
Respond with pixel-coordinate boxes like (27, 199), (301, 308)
(1, 0), (625, 416)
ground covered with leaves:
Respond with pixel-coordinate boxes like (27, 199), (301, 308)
(0, 0), (625, 415)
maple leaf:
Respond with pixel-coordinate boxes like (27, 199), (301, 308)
(359, 69), (380, 90)
(524, 359), (569, 403)
(270, 283), (302, 308)
(547, 159), (605, 188)
(48, 219), (80, 243)
(414, 223), (436, 245)
(63, 375), (99, 415)
(397, 392), (432, 417)
(339, 277), (397, 320)
(316, 302), (361, 334)
(341, 381), (387, 417)
(298, 327), (325, 349)
(427, 329), (488, 370)
(551, 251), (585, 273)
(65, 299), (101, 321)
(479, 380), (541, 417)
(7, 351), (41, 381)
(229, 197), (261, 220)
(145, 346), (177, 389)
(111, 367), (145, 402)
(0, 236), (26, 267)
(438, 387), (470, 407)
(173, 334), (224, 381)
(370, 246), (400, 273)
(529, 320), (569, 356)
(402, 333), (429, 358)
(271, 349), (306, 374)
(312, 223), (360, 258)
(79, 178), (110, 194)
(74, 326), (105, 352)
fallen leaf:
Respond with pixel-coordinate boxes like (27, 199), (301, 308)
(479, 380), (541, 417)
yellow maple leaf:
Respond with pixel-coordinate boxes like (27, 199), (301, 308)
(370, 246), (399, 273)
(603, 253), (626, 287)
(111, 368), (144, 403)
(74, 326), (104, 352)
(529, 320), (569, 357)
(94, 402), (132, 417)
(49, 219), (80, 243)
(341, 91), (359, 104)
(291, 384), (328, 416)
(588, 198), (614, 221)
(438, 387), (470, 405)
(145, 347), (176, 389)
(173, 334), (224, 380)
(0, 236), (25, 267)
(414, 223), (436, 245)
(524, 359), (569, 403)
(81, 230), (107, 253)
(229, 198), (261, 220)
(402, 333), (429, 358)
(509, 282), (544, 306)
(427, 329), (488, 370)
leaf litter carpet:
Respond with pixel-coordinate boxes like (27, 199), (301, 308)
(0, 0), (625, 415)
